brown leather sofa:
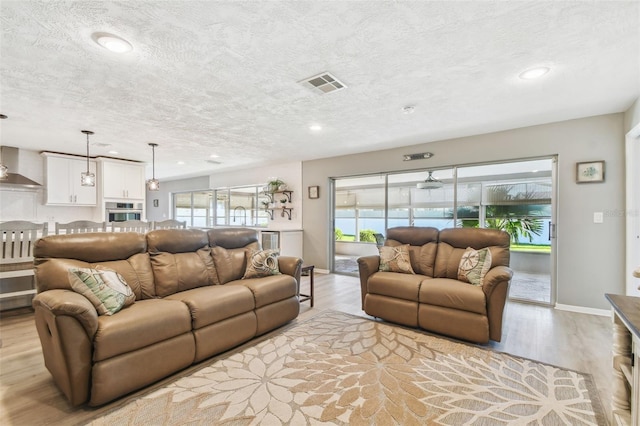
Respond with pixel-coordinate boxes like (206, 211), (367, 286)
(32, 228), (302, 407)
(357, 227), (512, 344)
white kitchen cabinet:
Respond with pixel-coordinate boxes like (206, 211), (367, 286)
(43, 153), (97, 206)
(100, 160), (145, 200)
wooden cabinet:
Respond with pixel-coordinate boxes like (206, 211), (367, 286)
(43, 153), (97, 206)
(607, 294), (640, 426)
(100, 160), (145, 200)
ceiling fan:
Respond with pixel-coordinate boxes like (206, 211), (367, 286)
(416, 171), (443, 189)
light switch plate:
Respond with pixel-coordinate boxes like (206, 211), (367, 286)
(593, 212), (604, 223)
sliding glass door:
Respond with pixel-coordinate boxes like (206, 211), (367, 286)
(457, 159), (555, 305)
(331, 157), (556, 305)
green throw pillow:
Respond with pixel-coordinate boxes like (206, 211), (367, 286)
(68, 267), (135, 315)
(457, 247), (492, 286)
(378, 244), (415, 274)
(243, 250), (281, 279)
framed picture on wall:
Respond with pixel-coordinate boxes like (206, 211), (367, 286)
(308, 186), (319, 199)
(576, 161), (605, 183)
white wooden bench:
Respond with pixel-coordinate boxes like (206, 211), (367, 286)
(0, 221), (49, 300)
(55, 220), (107, 234)
(111, 220), (151, 233)
(152, 219), (187, 230)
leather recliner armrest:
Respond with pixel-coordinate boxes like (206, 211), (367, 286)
(357, 255), (380, 309)
(32, 289), (99, 338)
(481, 266), (513, 298)
(278, 256), (303, 284)
(481, 265), (513, 342)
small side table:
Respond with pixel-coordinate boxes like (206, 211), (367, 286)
(299, 265), (314, 307)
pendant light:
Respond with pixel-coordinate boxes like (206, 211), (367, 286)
(80, 130), (95, 186)
(146, 143), (159, 191)
(416, 171), (443, 189)
(0, 114), (8, 180)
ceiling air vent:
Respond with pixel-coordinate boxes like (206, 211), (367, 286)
(206, 159), (222, 165)
(299, 72), (346, 94)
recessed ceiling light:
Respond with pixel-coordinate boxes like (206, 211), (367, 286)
(93, 32), (133, 53)
(309, 125), (322, 132)
(108, 150), (119, 155)
(177, 161), (185, 165)
(210, 154), (219, 158)
(519, 67), (550, 80)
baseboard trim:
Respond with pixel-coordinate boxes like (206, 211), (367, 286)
(554, 303), (610, 317)
(315, 268), (330, 274)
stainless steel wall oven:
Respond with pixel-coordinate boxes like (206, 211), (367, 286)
(105, 202), (143, 222)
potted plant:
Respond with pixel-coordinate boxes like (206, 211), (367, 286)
(266, 178), (284, 193)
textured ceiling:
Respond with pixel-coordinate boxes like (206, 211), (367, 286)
(1, 1), (638, 180)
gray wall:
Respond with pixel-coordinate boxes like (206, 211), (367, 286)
(145, 175), (210, 221)
(302, 113), (626, 310)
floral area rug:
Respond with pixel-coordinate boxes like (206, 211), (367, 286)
(88, 310), (606, 425)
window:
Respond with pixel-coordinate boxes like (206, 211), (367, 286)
(215, 185), (270, 227)
(174, 191), (214, 227)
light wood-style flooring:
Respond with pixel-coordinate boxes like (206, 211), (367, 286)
(0, 273), (613, 425)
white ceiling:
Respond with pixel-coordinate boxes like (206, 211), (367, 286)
(1, 1), (638, 180)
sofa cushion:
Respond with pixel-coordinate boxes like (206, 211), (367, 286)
(436, 227), (510, 273)
(384, 240), (438, 276)
(385, 227), (439, 276)
(458, 247), (492, 286)
(367, 272), (429, 302)
(35, 254), (156, 300)
(93, 299), (192, 362)
(212, 246), (250, 284)
(165, 285), (255, 329)
(378, 245), (415, 274)
(150, 247), (217, 297)
(243, 250), (281, 279)
(146, 228), (209, 253)
(93, 254), (156, 300)
(68, 267), (135, 316)
(34, 232), (146, 263)
(419, 278), (487, 315)
(230, 274), (297, 308)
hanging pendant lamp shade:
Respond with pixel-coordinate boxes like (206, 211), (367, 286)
(146, 143), (159, 191)
(416, 171), (443, 189)
(80, 130), (95, 187)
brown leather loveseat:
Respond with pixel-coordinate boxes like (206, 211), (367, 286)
(357, 226), (512, 344)
(32, 228), (302, 406)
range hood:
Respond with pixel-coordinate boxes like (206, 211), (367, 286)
(0, 146), (42, 189)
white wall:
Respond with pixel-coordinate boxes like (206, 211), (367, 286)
(302, 113), (626, 311)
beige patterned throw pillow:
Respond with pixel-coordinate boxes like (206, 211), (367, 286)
(458, 247), (492, 286)
(243, 250), (281, 279)
(68, 267), (135, 315)
(378, 244), (415, 274)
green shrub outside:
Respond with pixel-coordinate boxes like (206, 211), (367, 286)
(359, 229), (377, 243)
